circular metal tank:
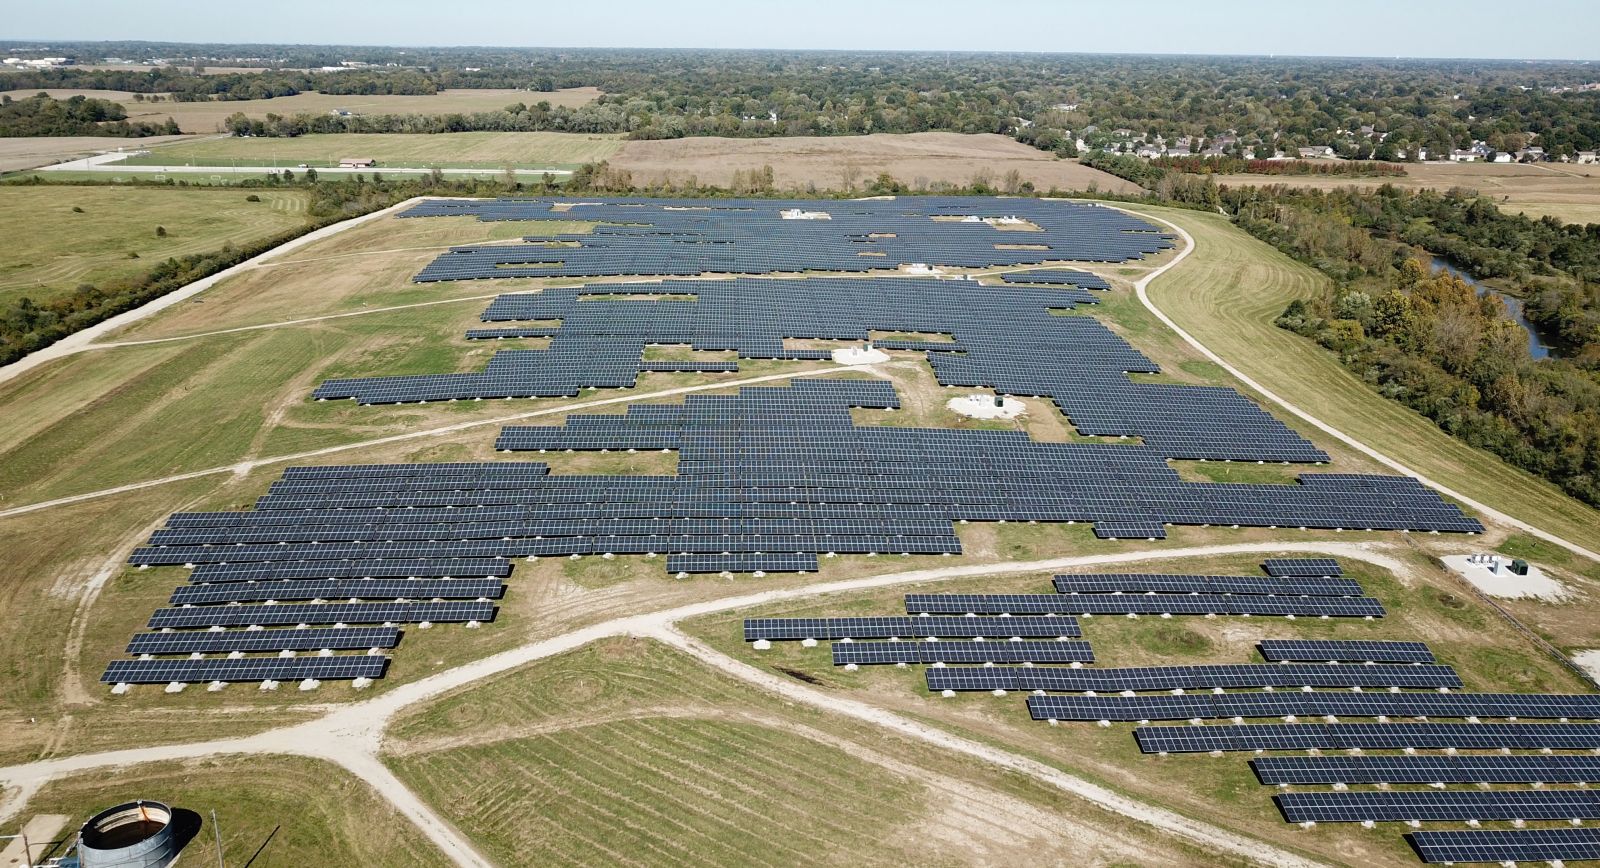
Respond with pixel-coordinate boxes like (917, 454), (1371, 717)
(77, 800), (179, 868)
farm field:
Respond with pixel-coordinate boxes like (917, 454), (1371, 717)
(0, 185), (311, 307)
(121, 131), (624, 169)
(610, 132), (1142, 193)
(1211, 160), (1600, 222)
(0, 87), (603, 133)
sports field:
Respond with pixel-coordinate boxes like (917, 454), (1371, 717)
(0, 87), (603, 133)
(121, 131), (624, 170)
(0, 186), (311, 307)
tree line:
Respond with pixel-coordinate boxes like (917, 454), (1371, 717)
(1220, 184), (1600, 505)
(9, 50), (1600, 156)
(0, 93), (178, 137)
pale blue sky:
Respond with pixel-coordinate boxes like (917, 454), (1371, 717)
(7, 0), (1598, 60)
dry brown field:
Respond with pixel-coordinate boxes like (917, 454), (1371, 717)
(610, 132), (1142, 193)
(1214, 160), (1600, 223)
(0, 87), (603, 133)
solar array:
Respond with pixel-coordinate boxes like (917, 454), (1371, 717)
(127, 627), (400, 656)
(402, 197), (1176, 280)
(168, 578), (505, 605)
(315, 270), (1337, 468)
(832, 640), (1095, 666)
(1258, 640), (1435, 663)
(737, 552), (1600, 863)
(999, 269), (1113, 290)
(1278, 790), (1600, 824)
(928, 664), (1462, 693)
(1251, 755), (1600, 785)
(101, 656), (388, 685)
(1408, 828), (1600, 864)
(1134, 723), (1600, 753)
(1027, 692), (1600, 722)
(1263, 558), (1343, 577)
(1052, 573), (1365, 597)
(744, 616), (1081, 641)
(903, 593), (1385, 617)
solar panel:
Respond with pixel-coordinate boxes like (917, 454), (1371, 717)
(1252, 755), (1600, 785)
(101, 655), (389, 684)
(148, 601), (496, 629)
(832, 640), (1094, 665)
(126, 627), (400, 655)
(743, 616), (1081, 641)
(1257, 640), (1434, 663)
(930, 664), (1461, 693)
(1135, 723), (1600, 754)
(904, 593), (1383, 617)
(1263, 558), (1343, 577)
(1408, 828), (1600, 864)
(1278, 789), (1600, 823)
(1027, 692), (1600, 722)
(169, 578), (503, 605)
(1052, 573), (1365, 597)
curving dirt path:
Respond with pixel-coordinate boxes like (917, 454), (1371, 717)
(0, 540), (1391, 867)
(1113, 207), (1600, 565)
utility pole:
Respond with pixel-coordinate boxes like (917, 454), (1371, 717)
(211, 809), (224, 868)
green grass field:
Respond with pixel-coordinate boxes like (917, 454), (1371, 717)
(9, 756), (451, 866)
(0, 186), (310, 307)
(122, 132), (624, 170)
(1122, 203), (1600, 553)
(384, 637), (1215, 867)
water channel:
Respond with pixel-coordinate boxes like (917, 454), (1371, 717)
(1429, 256), (1561, 359)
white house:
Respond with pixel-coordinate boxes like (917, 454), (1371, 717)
(1449, 149), (1481, 162)
(1298, 146), (1336, 159)
(1576, 151), (1598, 164)
(1489, 151), (1514, 163)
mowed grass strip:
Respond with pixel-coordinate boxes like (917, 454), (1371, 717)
(392, 717), (926, 868)
(125, 131), (623, 169)
(0, 186), (310, 307)
(1123, 203), (1600, 551)
(9, 756), (451, 867)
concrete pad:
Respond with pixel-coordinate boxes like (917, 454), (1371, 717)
(948, 393), (1027, 421)
(832, 347), (890, 366)
(1441, 554), (1567, 601)
(0, 814), (69, 866)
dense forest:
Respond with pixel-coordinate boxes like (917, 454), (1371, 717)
(0, 93), (179, 137)
(6, 47), (1600, 155)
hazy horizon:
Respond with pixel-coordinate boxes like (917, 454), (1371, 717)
(6, 0), (1599, 62)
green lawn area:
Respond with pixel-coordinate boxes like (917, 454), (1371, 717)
(0, 185), (310, 307)
(1122, 203), (1600, 556)
(123, 131), (623, 170)
(9, 756), (450, 867)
